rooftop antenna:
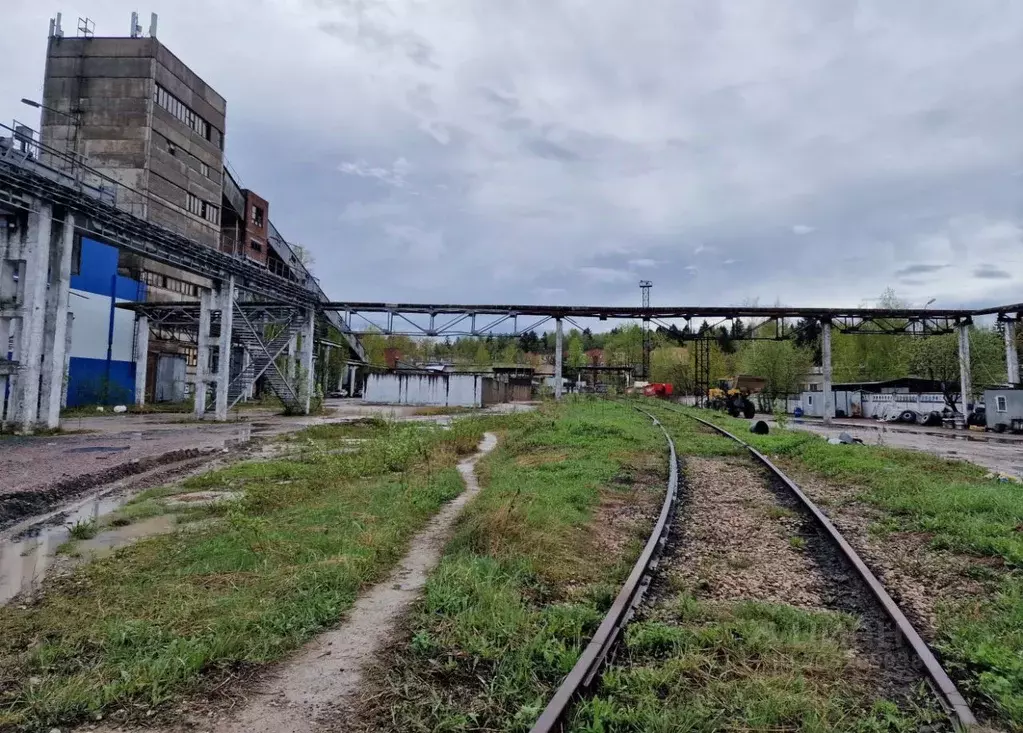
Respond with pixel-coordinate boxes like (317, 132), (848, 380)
(76, 17), (95, 38)
(130, 12), (142, 38)
(149, 13), (159, 38)
(49, 12), (65, 39)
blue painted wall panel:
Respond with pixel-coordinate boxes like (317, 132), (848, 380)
(71, 237), (145, 301)
(65, 236), (145, 406)
(66, 357), (136, 407)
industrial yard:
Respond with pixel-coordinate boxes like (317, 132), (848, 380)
(1, 398), (1021, 733)
(3, 4), (1023, 733)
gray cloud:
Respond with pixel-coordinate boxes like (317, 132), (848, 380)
(973, 265), (1013, 280)
(894, 263), (949, 278)
(3, 1), (1023, 310)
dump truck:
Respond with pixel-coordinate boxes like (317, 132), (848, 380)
(707, 375), (765, 419)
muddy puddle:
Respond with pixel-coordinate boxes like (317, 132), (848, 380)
(0, 491), (136, 605)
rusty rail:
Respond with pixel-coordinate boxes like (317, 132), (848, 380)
(528, 407), (678, 733)
(676, 408), (977, 731)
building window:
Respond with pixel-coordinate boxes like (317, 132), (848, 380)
(201, 200), (220, 225)
(200, 161), (209, 177)
(250, 238), (263, 252)
(252, 205), (264, 227)
(185, 193), (220, 224)
(154, 84), (218, 144)
(185, 347), (198, 368)
(807, 395), (814, 406)
(141, 270), (164, 288)
(997, 395), (1008, 413)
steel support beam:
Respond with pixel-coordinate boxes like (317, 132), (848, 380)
(821, 319), (833, 426)
(555, 317), (563, 400)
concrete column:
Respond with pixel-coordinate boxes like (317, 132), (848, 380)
(241, 348), (252, 400)
(958, 320), (972, 425)
(13, 203), (53, 431)
(62, 312), (74, 408)
(287, 335), (297, 383)
(194, 288), (212, 418)
(0, 217), (12, 425)
(555, 317), (564, 400)
(323, 345), (332, 393)
(213, 277), (235, 421)
(821, 319), (833, 426)
(1005, 318), (1020, 385)
(338, 362), (347, 393)
(300, 307), (315, 414)
(40, 213), (75, 429)
(349, 364), (358, 398)
(133, 314), (149, 408)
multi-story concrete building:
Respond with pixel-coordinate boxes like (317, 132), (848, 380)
(16, 14), (363, 413)
(40, 30), (226, 248)
(37, 23), (229, 405)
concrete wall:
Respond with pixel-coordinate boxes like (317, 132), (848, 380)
(41, 37), (153, 211)
(364, 373), (483, 407)
(798, 391), (961, 419)
(985, 389), (1023, 430)
(40, 35), (226, 248)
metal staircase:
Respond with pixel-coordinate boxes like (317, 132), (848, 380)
(225, 304), (304, 412)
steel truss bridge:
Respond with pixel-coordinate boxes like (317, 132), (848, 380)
(323, 301), (1023, 338)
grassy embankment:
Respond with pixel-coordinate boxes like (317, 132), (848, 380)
(373, 398), (667, 731)
(651, 402), (1023, 731)
(572, 409), (936, 732)
(0, 417), (485, 731)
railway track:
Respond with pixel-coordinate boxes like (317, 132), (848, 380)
(530, 401), (978, 733)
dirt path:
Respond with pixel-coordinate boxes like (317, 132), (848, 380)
(92, 432), (498, 733)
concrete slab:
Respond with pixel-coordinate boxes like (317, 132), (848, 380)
(775, 418), (1023, 481)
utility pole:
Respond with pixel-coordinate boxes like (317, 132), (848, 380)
(640, 280), (652, 380)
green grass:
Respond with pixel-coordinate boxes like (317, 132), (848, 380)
(378, 398), (667, 732)
(645, 401), (1023, 730)
(67, 518), (99, 540)
(573, 595), (937, 732)
(0, 418), (487, 732)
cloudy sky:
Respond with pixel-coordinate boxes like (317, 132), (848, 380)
(3, 1), (1023, 310)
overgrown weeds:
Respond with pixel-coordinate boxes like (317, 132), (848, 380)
(0, 418), (486, 732)
(647, 401), (1023, 730)
(575, 595), (938, 732)
(376, 398), (666, 731)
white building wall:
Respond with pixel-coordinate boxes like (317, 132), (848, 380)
(68, 289), (136, 361)
(799, 391), (962, 418)
(364, 373), (483, 407)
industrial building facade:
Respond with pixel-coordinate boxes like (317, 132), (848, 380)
(31, 16), (335, 408)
